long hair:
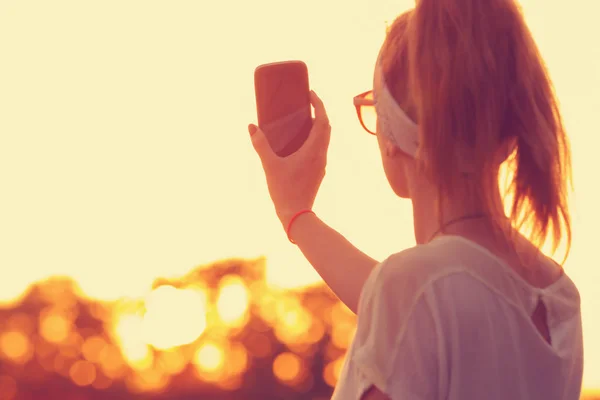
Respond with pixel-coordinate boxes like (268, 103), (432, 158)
(380, 0), (572, 263)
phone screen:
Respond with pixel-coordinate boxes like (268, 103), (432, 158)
(254, 61), (312, 157)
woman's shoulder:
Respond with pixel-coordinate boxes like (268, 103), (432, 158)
(376, 239), (470, 289)
(357, 240), (471, 315)
(373, 235), (534, 303)
(375, 235), (581, 314)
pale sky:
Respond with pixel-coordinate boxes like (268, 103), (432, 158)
(0, 0), (598, 389)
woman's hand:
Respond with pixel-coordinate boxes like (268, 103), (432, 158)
(249, 90), (331, 228)
(249, 91), (377, 314)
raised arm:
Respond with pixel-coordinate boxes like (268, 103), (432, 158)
(286, 212), (379, 314)
(249, 90), (377, 313)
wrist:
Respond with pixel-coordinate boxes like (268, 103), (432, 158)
(277, 207), (311, 228)
(284, 209), (316, 244)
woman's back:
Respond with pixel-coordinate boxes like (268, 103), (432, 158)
(332, 235), (583, 400)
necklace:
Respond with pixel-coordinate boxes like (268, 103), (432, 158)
(427, 213), (489, 243)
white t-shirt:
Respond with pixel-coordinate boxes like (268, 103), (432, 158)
(331, 235), (583, 400)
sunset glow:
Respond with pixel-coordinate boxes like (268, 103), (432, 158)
(0, 0), (599, 394)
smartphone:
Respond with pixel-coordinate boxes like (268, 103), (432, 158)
(254, 61), (313, 157)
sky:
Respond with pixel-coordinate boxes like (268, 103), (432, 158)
(0, 0), (599, 389)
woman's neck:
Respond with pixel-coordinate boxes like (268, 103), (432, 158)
(411, 190), (506, 245)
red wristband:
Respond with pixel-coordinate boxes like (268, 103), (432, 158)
(286, 209), (315, 244)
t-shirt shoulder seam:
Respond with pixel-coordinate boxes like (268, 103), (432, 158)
(375, 282), (438, 389)
(372, 269), (467, 383)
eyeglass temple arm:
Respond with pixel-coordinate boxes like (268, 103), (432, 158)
(353, 91), (375, 107)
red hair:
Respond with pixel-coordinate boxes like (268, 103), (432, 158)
(381, 0), (572, 263)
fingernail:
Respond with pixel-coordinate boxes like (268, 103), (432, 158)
(248, 124), (257, 136)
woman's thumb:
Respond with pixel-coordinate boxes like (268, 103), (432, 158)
(248, 124), (274, 161)
(248, 123), (258, 137)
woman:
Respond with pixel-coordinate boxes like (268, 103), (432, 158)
(248, 0), (583, 399)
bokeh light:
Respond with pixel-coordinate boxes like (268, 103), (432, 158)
(141, 285), (208, 350)
(216, 275), (250, 327)
(70, 360), (97, 387)
(0, 330), (33, 364)
(273, 352), (303, 383)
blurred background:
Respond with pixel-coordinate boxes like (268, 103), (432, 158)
(0, 0), (598, 399)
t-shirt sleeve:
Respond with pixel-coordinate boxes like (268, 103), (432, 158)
(351, 256), (447, 400)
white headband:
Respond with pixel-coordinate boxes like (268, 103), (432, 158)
(372, 51), (516, 168)
(373, 50), (419, 158)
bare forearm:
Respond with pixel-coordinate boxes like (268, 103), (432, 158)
(286, 212), (379, 314)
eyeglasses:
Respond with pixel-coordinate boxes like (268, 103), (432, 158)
(353, 90), (377, 135)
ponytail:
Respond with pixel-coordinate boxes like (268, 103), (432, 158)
(383, 0), (572, 261)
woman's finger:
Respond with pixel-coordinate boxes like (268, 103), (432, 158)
(310, 90), (329, 128)
(248, 124), (277, 166)
(308, 90), (332, 154)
